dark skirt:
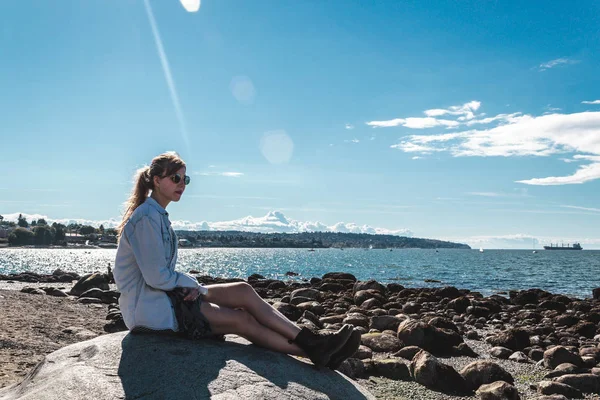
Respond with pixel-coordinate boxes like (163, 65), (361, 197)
(165, 288), (217, 340)
(131, 288), (218, 340)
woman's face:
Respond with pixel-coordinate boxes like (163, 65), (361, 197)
(156, 166), (187, 203)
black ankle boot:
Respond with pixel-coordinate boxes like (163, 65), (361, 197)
(327, 328), (361, 370)
(291, 324), (353, 368)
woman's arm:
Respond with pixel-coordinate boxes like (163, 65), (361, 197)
(126, 216), (200, 291)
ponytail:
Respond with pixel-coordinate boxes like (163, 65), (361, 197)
(116, 167), (152, 236)
(116, 151), (186, 237)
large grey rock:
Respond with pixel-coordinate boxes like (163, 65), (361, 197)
(0, 331), (375, 400)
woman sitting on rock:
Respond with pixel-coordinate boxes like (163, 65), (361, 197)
(113, 151), (360, 369)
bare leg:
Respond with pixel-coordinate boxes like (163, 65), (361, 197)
(199, 301), (305, 356)
(203, 282), (301, 340)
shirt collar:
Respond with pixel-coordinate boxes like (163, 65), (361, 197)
(145, 196), (169, 216)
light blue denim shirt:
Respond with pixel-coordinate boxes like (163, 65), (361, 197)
(114, 196), (206, 331)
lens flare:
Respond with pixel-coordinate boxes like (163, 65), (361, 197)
(180, 0), (201, 12)
(260, 130), (294, 164)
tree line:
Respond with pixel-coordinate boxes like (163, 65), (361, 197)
(0, 214), (117, 246)
(177, 230), (471, 249)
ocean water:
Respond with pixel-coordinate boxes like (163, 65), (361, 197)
(0, 248), (598, 298)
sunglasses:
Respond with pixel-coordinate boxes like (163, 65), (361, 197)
(166, 173), (191, 185)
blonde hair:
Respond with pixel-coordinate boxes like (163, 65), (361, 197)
(117, 151), (186, 236)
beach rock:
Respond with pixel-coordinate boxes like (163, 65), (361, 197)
(296, 301), (325, 316)
(360, 298), (382, 310)
(490, 346), (513, 359)
(360, 333), (402, 353)
(476, 381), (520, 400)
(79, 288), (119, 304)
(592, 288), (600, 300)
(410, 350), (471, 395)
(397, 319), (462, 355)
(486, 328), (530, 351)
(290, 288), (321, 302)
(337, 358), (366, 379)
(393, 346), (422, 360)
(508, 351), (530, 363)
(543, 363), (582, 379)
(537, 380), (583, 398)
(353, 280), (386, 294)
(20, 287), (46, 295)
(0, 331), (375, 400)
(459, 360), (514, 391)
(354, 345), (373, 360)
(567, 321), (596, 338)
(365, 359), (411, 380)
(273, 302), (302, 321)
(41, 287), (69, 297)
(322, 272), (357, 282)
(552, 373), (600, 394)
(544, 346), (583, 369)
(447, 296), (471, 313)
(69, 272), (110, 296)
(343, 313), (369, 328)
(320, 283), (345, 292)
(354, 290), (385, 306)
(369, 315), (402, 332)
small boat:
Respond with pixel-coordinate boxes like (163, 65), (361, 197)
(308, 248), (315, 252)
(532, 250), (537, 254)
(479, 247), (484, 253)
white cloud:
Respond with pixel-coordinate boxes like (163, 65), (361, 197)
(195, 171), (244, 178)
(561, 205), (600, 213)
(538, 57), (580, 71)
(468, 192), (500, 197)
(447, 233), (600, 250)
(2, 211), (412, 237)
(367, 117), (459, 129)
(345, 124), (354, 130)
(344, 138), (360, 143)
(392, 108), (600, 185)
(582, 100), (600, 105)
(424, 101), (481, 120)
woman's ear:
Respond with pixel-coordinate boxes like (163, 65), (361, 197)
(153, 175), (161, 189)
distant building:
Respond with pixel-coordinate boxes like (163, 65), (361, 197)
(65, 233), (88, 244)
(178, 238), (193, 247)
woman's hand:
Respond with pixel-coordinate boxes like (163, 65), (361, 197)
(182, 287), (201, 302)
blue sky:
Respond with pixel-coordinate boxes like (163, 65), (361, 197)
(2, 0), (600, 248)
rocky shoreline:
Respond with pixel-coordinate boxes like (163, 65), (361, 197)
(2, 270), (600, 399)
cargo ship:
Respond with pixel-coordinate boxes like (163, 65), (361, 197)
(543, 242), (583, 250)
